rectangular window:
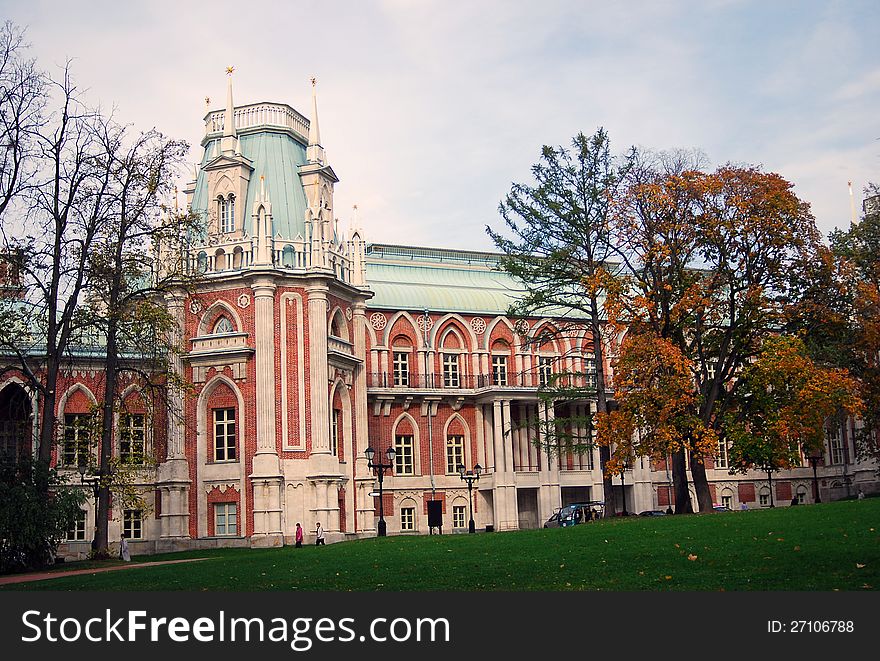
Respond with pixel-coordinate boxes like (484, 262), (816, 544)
(66, 509), (87, 541)
(583, 355), (597, 389)
(214, 503), (238, 536)
(446, 435), (464, 475)
(119, 413), (146, 464)
(400, 506), (415, 531)
(759, 493), (769, 508)
(716, 439), (728, 469)
(452, 505), (466, 529)
(721, 494), (733, 510)
(219, 197), (235, 234)
(213, 408), (236, 462)
(491, 354), (508, 386)
(123, 509), (143, 539)
(443, 353), (460, 388)
(394, 435), (414, 475)
(538, 356), (553, 387)
(393, 352), (410, 387)
(62, 413), (92, 467)
(330, 409), (340, 458)
(827, 423), (843, 464)
(796, 489), (806, 504)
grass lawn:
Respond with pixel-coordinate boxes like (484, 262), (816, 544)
(4, 498), (878, 591)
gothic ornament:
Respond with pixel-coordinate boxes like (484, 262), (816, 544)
(471, 317), (486, 334)
(237, 293), (251, 309)
(370, 312), (387, 330)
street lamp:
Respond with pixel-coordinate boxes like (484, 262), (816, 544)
(77, 463), (100, 501)
(365, 445), (396, 537)
(806, 449), (823, 504)
(457, 463), (482, 533)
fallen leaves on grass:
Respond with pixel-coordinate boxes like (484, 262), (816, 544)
(687, 554), (698, 561)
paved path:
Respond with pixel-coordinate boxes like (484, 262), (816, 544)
(0, 558), (210, 585)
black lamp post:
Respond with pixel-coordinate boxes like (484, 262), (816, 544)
(365, 445), (396, 537)
(806, 450), (823, 504)
(457, 463), (482, 533)
(77, 463), (100, 501)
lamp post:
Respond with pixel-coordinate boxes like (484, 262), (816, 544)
(457, 463), (482, 533)
(806, 450), (823, 504)
(77, 463), (100, 502)
(365, 446), (396, 537)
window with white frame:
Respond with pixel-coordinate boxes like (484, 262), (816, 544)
(213, 408), (236, 462)
(400, 506), (415, 531)
(214, 502), (238, 536)
(330, 409), (340, 457)
(442, 353), (460, 388)
(721, 494), (733, 510)
(759, 490), (770, 507)
(796, 486), (807, 504)
(66, 509), (87, 541)
(715, 439), (728, 469)
(446, 435), (464, 475)
(219, 195), (235, 234)
(119, 413), (146, 464)
(538, 355), (553, 386)
(394, 435), (414, 475)
(452, 505), (466, 529)
(393, 351), (410, 387)
(583, 354), (597, 388)
(62, 413), (93, 467)
(827, 422), (843, 464)
(123, 509), (143, 539)
(491, 354), (508, 386)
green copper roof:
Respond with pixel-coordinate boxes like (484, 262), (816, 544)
(364, 244), (524, 315)
(191, 132), (310, 241)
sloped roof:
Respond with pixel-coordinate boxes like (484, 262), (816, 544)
(364, 244), (524, 314)
(191, 131), (310, 241)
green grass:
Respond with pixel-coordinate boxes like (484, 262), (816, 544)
(4, 498), (878, 591)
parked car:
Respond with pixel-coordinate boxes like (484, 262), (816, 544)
(557, 501), (605, 527)
(543, 511), (561, 528)
(713, 504), (731, 512)
(638, 510), (668, 517)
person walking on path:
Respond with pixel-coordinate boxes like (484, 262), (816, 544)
(315, 522), (325, 545)
(119, 535), (131, 562)
(295, 522), (304, 548)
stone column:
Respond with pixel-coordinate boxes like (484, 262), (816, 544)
(307, 285), (331, 456)
(157, 291), (191, 540)
(250, 278), (283, 543)
(352, 301), (372, 534)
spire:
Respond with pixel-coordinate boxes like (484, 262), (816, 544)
(221, 66), (239, 155)
(224, 67), (236, 138)
(307, 77), (325, 164)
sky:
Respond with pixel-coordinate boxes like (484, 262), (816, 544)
(3, 0), (878, 251)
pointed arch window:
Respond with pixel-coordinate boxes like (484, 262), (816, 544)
(212, 316), (235, 335)
(219, 194), (235, 234)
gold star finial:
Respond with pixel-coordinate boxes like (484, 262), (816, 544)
(310, 76), (316, 87)
(226, 66), (235, 76)
(204, 96), (210, 106)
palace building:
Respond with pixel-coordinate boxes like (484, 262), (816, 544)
(2, 75), (875, 557)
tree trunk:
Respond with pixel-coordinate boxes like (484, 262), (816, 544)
(93, 319), (118, 558)
(690, 451), (714, 512)
(590, 305), (616, 516)
(672, 449), (692, 513)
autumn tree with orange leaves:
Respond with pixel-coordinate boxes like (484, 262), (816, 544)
(725, 336), (862, 503)
(600, 159), (819, 513)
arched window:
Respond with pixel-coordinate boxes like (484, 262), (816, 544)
(219, 195), (235, 234)
(213, 316), (234, 335)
